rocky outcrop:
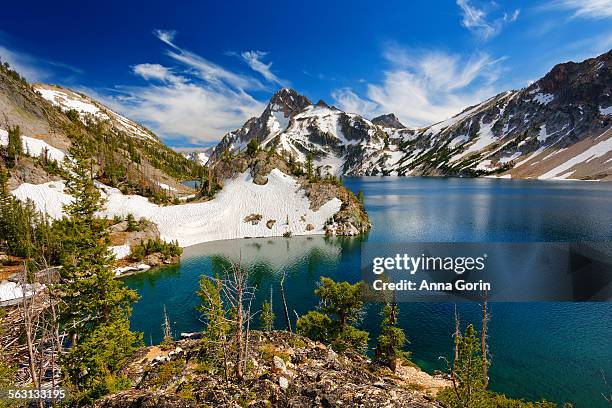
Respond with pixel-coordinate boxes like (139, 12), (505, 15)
(94, 331), (447, 408)
(372, 113), (405, 129)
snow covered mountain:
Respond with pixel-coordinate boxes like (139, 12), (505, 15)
(0, 66), (202, 194)
(34, 84), (159, 143)
(182, 147), (214, 166)
(212, 50), (612, 181)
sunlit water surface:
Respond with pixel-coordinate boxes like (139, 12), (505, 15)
(126, 177), (612, 407)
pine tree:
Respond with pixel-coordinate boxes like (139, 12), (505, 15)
(259, 288), (275, 332)
(6, 126), (22, 167)
(55, 141), (141, 399)
(305, 152), (314, 179)
(197, 274), (230, 343)
(297, 277), (368, 353)
(375, 301), (409, 368)
(357, 190), (365, 206)
(246, 138), (259, 156)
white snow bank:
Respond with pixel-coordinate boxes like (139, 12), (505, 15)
(0, 280), (45, 304)
(600, 106), (612, 116)
(538, 136), (612, 180)
(0, 129), (66, 162)
(22, 136), (66, 162)
(12, 170), (342, 247)
(37, 88), (101, 116)
(110, 244), (131, 260)
(12, 180), (72, 219)
(533, 93), (554, 105)
(499, 152), (522, 164)
(157, 182), (177, 192)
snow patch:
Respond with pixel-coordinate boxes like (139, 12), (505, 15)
(21, 136), (66, 162)
(538, 136), (612, 179)
(157, 182), (177, 192)
(499, 152), (522, 164)
(12, 170), (343, 247)
(110, 244), (131, 260)
(533, 93), (554, 105)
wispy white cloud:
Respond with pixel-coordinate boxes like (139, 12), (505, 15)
(240, 50), (287, 86)
(456, 0), (519, 39)
(332, 46), (504, 127)
(152, 29), (178, 48)
(547, 0), (612, 19)
(331, 88), (378, 116)
(101, 30), (278, 144)
(102, 83), (264, 145)
(132, 63), (184, 84)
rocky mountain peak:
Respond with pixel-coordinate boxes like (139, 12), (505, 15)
(535, 49), (610, 98)
(315, 99), (329, 108)
(268, 88), (311, 116)
(371, 113), (405, 129)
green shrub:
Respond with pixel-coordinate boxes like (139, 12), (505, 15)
(130, 238), (182, 262)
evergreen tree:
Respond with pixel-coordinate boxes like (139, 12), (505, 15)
(6, 126), (22, 167)
(0, 167), (37, 258)
(305, 152), (314, 179)
(126, 213), (138, 232)
(297, 277), (368, 353)
(375, 302), (409, 367)
(357, 190), (365, 206)
(197, 274), (230, 343)
(246, 138), (259, 156)
(55, 141), (141, 400)
(259, 299), (275, 332)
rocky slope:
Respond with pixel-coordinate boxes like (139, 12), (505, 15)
(211, 50), (612, 181)
(94, 331), (448, 408)
(0, 67), (202, 196)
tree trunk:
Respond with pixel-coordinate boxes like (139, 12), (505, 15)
(482, 294), (489, 389)
(235, 270), (244, 381)
(280, 274), (292, 332)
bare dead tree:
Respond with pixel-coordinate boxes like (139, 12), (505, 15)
(454, 304), (460, 362)
(279, 271), (292, 332)
(601, 369), (611, 403)
(199, 259), (257, 383)
(219, 260), (257, 381)
(481, 291), (489, 389)
(17, 264), (39, 390)
(450, 304), (462, 404)
(162, 305), (172, 344)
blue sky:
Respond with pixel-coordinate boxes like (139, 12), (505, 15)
(1, 0), (611, 147)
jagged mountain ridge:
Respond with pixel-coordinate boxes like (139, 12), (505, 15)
(211, 50), (612, 181)
(182, 147), (213, 166)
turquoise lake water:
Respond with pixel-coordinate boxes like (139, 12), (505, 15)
(125, 177), (612, 407)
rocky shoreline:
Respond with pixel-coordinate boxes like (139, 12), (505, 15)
(94, 331), (448, 408)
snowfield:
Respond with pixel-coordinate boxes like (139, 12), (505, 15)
(12, 170), (342, 247)
(538, 133), (612, 180)
(35, 85), (157, 142)
(0, 130), (66, 162)
(0, 281), (45, 304)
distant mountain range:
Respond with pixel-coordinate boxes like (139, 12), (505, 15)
(3, 49), (609, 182)
(206, 49), (611, 181)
